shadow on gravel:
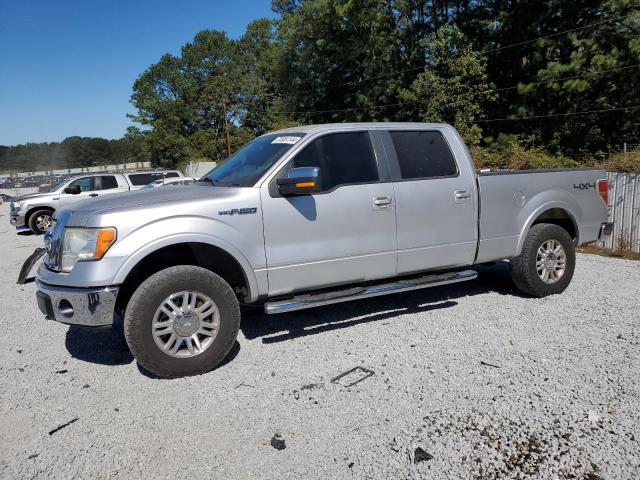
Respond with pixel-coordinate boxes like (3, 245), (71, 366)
(65, 325), (133, 365)
(17, 230), (35, 236)
(241, 262), (525, 344)
(136, 341), (241, 379)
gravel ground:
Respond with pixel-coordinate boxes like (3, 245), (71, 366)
(0, 207), (639, 479)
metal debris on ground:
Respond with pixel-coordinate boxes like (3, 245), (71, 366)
(48, 417), (79, 436)
(331, 366), (375, 388)
(55, 369), (68, 374)
(480, 360), (501, 369)
(414, 447), (434, 463)
(270, 433), (286, 450)
(300, 383), (321, 391)
(234, 382), (256, 389)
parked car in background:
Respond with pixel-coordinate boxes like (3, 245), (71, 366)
(140, 177), (197, 189)
(29, 123), (612, 378)
(9, 170), (181, 234)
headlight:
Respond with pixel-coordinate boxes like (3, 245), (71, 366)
(60, 227), (117, 272)
(13, 200), (24, 209)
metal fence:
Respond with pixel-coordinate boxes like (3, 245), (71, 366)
(600, 172), (640, 253)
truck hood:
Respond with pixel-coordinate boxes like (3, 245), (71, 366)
(70, 184), (241, 217)
(12, 191), (57, 202)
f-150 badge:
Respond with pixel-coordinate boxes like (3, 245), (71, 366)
(219, 208), (258, 216)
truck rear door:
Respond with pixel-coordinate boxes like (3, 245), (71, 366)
(383, 129), (478, 274)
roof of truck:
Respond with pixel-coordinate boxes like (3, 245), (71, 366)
(272, 122), (451, 135)
(64, 170), (180, 179)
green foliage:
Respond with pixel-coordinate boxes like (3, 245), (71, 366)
(475, 0), (640, 155)
(406, 25), (492, 145)
(470, 134), (582, 170)
(8, 1), (640, 173)
(125, 1), (640, 170)
(596, 150), (640, 173)
(129, 24), (288, 167)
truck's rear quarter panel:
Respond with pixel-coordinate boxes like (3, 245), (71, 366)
(476, 168), (608, 263)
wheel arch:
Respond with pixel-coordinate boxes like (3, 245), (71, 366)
(516, 202), (580, 256)
(25, 205), (55, 226)
(113, 235), (260, 313)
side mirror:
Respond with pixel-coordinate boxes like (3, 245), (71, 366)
(63, 185), (81, 195)
(277, 167), (321, 196)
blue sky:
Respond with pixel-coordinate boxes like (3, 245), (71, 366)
(0, 0), (277, 145)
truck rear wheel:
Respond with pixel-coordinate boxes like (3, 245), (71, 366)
(124, 265), (240, 378)
(510, 223), (575, 297)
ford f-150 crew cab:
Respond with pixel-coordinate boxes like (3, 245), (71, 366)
(30, 123), (612, 378)
(9, 170), (182, 234)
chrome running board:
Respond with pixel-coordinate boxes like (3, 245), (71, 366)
(264, 270), (478, 314)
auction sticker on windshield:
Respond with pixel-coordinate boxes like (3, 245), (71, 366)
(271, 136), (301, 144)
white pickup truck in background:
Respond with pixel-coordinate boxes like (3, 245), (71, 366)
(9, 170), (182, 234)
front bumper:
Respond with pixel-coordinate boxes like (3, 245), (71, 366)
(10, 211), (26, 228)
(35, 278), (119, 327)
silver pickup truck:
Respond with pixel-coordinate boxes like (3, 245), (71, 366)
(29, 123), (612, 378)
(9, 170), (182, 234)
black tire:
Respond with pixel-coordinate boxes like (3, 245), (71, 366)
(28, 209), (54, 234)
(124, 265), (240, 378)
(510, 223), (576, 297)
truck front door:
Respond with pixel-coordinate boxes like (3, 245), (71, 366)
(60, 175), (125, 208)
(260, 131), (397, 296)
(384, 129), (478, 274)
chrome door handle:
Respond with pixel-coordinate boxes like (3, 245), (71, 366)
(373, 196), (392, 209)
(454, 190), (472, 202)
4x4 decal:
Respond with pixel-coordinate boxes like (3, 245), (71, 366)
(573, 182), (596, 190)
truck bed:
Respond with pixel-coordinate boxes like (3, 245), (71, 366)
(475, 167), (608, 263)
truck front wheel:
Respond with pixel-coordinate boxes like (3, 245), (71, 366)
(510, 223), (576, 297)
(28, 209), (54, 234)
(124, 265), (240, 378)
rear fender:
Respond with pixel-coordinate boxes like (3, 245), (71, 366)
(515, 192), (581, 256)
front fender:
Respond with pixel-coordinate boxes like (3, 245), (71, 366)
(112, 233), (261, 302)
(110, 223), (262, 302)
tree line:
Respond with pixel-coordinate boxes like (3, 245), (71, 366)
(0, 127), (147, 174)
(3, 0), (639, 173)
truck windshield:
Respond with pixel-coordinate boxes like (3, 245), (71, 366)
(50, 179), (70, 192)
(200, 133), (305, 187)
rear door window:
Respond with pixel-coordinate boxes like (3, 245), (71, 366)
(97, 175), (118, 190)
(291, 132), (379, 191)
(128, 172), (177, 186)
(389, 131), (457, 179)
